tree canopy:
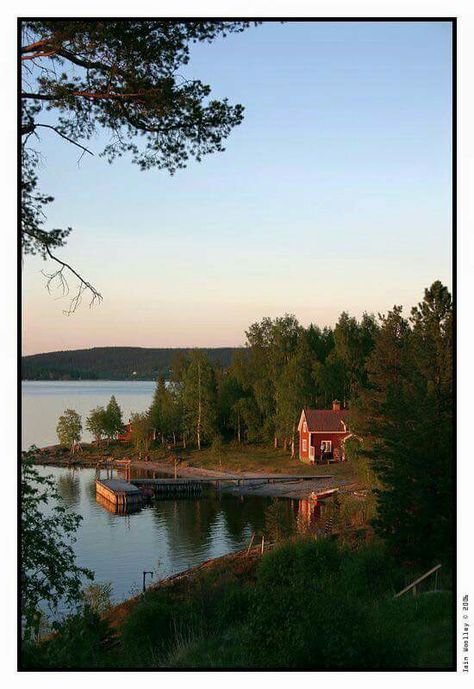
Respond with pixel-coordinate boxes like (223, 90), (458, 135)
(21, 20), (256, 311)
(350, 281), (453, 566)
(21, 455), (93, 641)
(56, 409), (82, 451)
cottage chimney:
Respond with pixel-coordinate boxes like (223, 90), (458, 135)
(332, 400), (341, 411)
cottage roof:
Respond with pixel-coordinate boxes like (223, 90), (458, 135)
(303, 408), (349, 432)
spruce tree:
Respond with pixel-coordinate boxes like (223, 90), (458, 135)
(351, 283), (453, 566)
(104, 395), (124, 442)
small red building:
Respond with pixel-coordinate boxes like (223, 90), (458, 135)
(117, 421), (156, 443)
(117, 422), (133, 442)
(297, 401), (352, 463)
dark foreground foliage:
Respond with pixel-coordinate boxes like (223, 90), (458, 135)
(22, 539), (453, 670)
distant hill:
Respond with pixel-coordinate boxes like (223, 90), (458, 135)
(22, 346), (244, 381)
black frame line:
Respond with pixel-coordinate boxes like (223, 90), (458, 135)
(17, 15), (457, 673)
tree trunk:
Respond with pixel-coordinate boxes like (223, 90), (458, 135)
(274, 435), (278, 449)
(237, 412), (241, 444)
(182, 432), (187, 449)
(173, 431), (176, 446)
(197, 360), (202, 451)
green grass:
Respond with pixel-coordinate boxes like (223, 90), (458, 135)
(394, 592), (454, 668)
(22, 539), (454, 670)
(180, 443), (359, 479)
(37, 439), (361, 484)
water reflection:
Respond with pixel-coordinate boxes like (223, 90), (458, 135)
(297, 498), (325, 533)
(95, 493), (142, 516)
(36, 465), (326, 604)
(56, 471), (81, 508)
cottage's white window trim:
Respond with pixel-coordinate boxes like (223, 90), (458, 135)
(303, 422), (307, 432)
(321, 440), (332, 452)
(302, 439), (307, 451)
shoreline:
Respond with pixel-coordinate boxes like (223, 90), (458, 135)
(28, 443), (360, 499)
(105, 543), (265, 630)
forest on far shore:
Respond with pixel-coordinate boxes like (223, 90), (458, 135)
(21, 347), (242, 381)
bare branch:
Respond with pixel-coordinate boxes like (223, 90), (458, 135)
(42, 247), (103, 315)
(29, 124), (94, 157)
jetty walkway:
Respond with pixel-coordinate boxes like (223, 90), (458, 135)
(95, 472), (334, 510)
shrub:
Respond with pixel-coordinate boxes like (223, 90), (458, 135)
(211, 434), (225, 458)
(210, 581), (253, 632)
(21, 607), (112, 669)
(246, 539), (422, 668)
(83, 582), (113, 615)
(120, 591), (177, 654)
(264, 498), (296, 543)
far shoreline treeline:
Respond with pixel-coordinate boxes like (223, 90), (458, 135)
(21, 346), (243, 381)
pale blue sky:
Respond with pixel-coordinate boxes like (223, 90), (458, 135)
(22, 21), (453, 354)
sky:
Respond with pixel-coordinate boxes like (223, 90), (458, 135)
(22, 20), (453, 355)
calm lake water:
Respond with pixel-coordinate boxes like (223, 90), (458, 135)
(36, 465), (307, 606)
(22, 380), (156, 449)
(24, 381), (323, 611)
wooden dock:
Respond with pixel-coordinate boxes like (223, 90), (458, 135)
(131, 475), (332, 488)
(95, 472), (334, 511)
(132, 478), (203, 497)
(95, 478), (142, 509)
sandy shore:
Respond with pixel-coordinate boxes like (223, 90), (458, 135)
(131, 459), (356, 499)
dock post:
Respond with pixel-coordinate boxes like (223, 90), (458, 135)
(142, 570), (154, 593)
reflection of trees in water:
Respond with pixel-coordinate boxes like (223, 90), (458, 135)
(294, 495), (369, 537)
(151, 494), (221, 563)
(56, 470), (80, 508)
(149, 492), (287, 562)
(219, 495), (274, 543)
(152, 493), (301, 559)
(85, 473), (98, 503)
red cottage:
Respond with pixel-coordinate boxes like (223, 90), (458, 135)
(297, 401), (351, 463)
(117, 422), (133, 442)
(117, 421), (156, 443)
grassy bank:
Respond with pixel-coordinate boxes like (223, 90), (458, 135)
(31, 441), (361, 482)
(22, 538), (454, 670)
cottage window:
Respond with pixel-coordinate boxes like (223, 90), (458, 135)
(303, 422), (307, 433)
(320, 440), (332, 452)
(302, 439), (307, 452)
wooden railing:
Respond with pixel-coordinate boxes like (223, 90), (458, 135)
(394, 564), (442, 598)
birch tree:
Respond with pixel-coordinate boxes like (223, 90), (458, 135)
(182, 352), (217, 450)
